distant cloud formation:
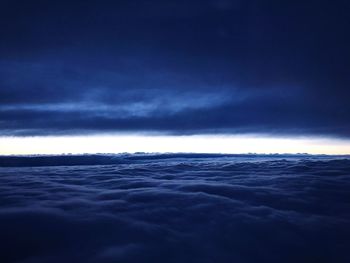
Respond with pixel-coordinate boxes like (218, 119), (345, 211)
(0, 155), (350, 262)
(1, 0), (350, 137)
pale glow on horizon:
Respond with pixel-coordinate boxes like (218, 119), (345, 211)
(0, 135), (349, 155)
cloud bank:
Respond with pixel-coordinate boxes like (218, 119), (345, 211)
(1, 1), (350, 136)
(0, 155), (350, 262)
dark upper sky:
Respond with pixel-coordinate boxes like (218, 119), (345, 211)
(1, 0), (350, 137)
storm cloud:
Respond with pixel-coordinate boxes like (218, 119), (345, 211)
(0, 0), (350, 136)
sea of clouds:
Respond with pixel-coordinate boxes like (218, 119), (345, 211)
(0, 154), (350, 263)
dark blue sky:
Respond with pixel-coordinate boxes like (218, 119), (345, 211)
(1, 0), (349, 137)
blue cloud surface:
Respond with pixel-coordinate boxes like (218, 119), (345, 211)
(0, 155), (349, 262)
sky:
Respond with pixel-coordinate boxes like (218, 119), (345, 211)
(1, 0), (350, 154)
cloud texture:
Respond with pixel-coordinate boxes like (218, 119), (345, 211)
(1, 1), (350, 136)
(0, 155), (350, 262)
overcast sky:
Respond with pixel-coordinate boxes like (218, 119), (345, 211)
(1, 0), (350, 138)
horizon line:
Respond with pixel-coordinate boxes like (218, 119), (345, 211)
(1, 135), (350, 155)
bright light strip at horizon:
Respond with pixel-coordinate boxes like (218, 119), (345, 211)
(0, 135), (349, 155)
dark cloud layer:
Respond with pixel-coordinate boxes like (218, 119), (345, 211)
(1, 0), (350, 136)
(0, 155), (350, 262)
